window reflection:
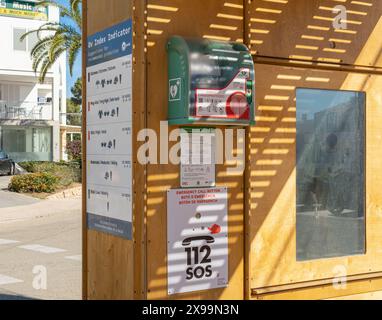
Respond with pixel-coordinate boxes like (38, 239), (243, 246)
(296, 89), (366, 261)
(0, 126), (52, 162)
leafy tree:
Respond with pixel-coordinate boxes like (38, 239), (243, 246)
(66, 77), (82, 126)
(66, 99), (82, 126)
(70, 77), (82, 105)
(20, 0), (82, 83)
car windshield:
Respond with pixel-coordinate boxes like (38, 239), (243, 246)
(0, 150), (7, 159)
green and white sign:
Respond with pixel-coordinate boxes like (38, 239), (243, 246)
(169, 78), (181, 102)
(0, 0), (48, 20)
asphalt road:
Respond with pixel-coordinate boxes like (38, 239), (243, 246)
(0, 176), (82, 300)
(0, 175), (40, 208)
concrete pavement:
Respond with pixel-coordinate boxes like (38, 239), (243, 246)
(0, 197), (81, 224)
(0, 176), (40, 208)
(0, 176), (82, 300)
(0, 175), (11, 190)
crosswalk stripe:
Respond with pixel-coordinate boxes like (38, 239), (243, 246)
(65, 255), (82, 262)
(0, 274), (23, 286)
(0, 239), (20, 245)
(18, 244), (66, 254)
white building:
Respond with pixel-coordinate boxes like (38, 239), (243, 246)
(0, 0), (67, 162)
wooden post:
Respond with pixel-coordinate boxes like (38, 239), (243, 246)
(81, 0), (88, 300)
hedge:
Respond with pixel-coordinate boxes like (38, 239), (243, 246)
(9, 173), (60, 193)
(18, 161), (81, 188)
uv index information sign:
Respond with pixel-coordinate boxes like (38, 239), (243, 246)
(167, 188), (229, 295)
(86, 19), (133, 240)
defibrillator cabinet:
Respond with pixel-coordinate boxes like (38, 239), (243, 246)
(167, 36), (255, 126)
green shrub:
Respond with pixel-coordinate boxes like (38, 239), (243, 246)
(18, 161), (82, 188)
(9, 173), (60, 193)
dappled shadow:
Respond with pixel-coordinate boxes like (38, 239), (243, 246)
(248, 0), (382, 296)
(143, 0), (382, 300)
(146, 0), (246, 300)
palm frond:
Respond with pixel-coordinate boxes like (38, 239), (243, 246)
(22, 0), (82, 83)
(38, 47), (67, 82)
(20, 22), (61, 41)
(68, 40), (81, 75)
(70, 0), (82, 30)
(48, 35), (66, 61)
(30, 35), (56, 57)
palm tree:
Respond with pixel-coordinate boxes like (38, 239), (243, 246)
(20, 0), (82, 83)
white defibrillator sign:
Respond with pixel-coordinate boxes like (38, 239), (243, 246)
(180, 128), (216, 188)
(167, 188), (228, 295)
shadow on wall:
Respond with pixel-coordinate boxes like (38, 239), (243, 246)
(248, 0), (382, 290)
(144, 0), (382, 298)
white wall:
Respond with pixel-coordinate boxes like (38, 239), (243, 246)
(0, 3), (67, 162)
(0, 5), (60, 73)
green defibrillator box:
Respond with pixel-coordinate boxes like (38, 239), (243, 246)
(167, 36), (255, 126)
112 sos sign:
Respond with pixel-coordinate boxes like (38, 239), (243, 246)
(167, 188), (228, 295)
(183, 235), (215, 280)
(183, 222), (222, 281)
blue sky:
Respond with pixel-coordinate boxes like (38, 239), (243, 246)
(57, 0), (82, 97)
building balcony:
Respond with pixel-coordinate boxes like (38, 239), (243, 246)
(0, 100), (52, 121)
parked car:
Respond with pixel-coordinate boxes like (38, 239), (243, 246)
(0, 150), (15, 176)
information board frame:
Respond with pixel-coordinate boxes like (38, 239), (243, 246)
(86, 19), (133, 240)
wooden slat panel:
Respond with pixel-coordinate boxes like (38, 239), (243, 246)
(248, 0), (382, 68)
(246, 0), (382, 296)
(146, 0), (246, 300)
(87, 231), (134, 299)
(253, 277), (382, 300)
(247, 65), (382, 291)
(132, 0), (148, 300)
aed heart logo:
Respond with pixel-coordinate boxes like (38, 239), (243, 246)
(170, 85), (178, 99)
(169, 78), (181, 101)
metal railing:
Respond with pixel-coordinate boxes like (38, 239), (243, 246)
(0, 100), (52, 120)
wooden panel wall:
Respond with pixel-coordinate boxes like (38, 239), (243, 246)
(254, 277), (382, 300)
(145, 0), (246, 300)
(246, 0), (382, 296)
(249, 0), (382, 67)
(248, 65), (382, 292)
